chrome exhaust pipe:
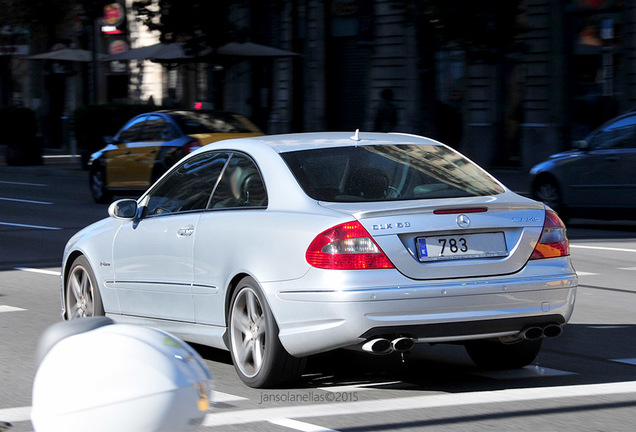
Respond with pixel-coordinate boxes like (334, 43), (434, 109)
(391, 337), (415, 352)
(521, 326), (544, 341)
(362, 338), (392, 354)
(543, 323), (563, 338)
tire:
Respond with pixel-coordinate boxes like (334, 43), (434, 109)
(533, 177), (566, 219)
(65, 256), (104, 319)
(465, 338), (543, 370)
(228, 277), (305, 388)
(89, 164), (112, 204)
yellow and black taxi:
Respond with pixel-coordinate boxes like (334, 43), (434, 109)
(88, 109), (263, 203)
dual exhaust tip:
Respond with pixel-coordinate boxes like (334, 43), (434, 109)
(520, 323), (563, 341)
(362, 323), (563, 354)
(362, 336), (415, 354)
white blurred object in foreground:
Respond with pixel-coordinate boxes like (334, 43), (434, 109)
(31, 317), (212, 432)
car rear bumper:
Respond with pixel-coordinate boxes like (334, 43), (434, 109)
(267, 260), (577, 357)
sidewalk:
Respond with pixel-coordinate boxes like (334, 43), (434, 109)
(0, 146), (86, 178)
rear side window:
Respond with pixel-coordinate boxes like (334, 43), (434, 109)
(281, 144), (504, 202)
(145, 152), (230, 216)
(171, 111), (256, 134)
(210, 153), (267, 209)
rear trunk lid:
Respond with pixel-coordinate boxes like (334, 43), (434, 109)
(320, 192), (546, 280)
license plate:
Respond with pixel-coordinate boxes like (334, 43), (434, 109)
(417, 232), (508, 262)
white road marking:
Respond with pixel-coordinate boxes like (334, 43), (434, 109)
(0, 221), (61, 230)
(202, 381), (636, 427)
(14, 268), (61, 276)
(0, 393), (249, 424)
(571, 244), (636, 253)
(0, 406), (30, 423)
(0, 197), (53, 205)
(213, 391), (248, 402)
(587, 325), (629, 329)
(575, 271), (597, 276)
(270, 418), (340, 431)
(618, 267), (636, 271)
(319, 381), (402, 392)
(4, 381), (636, 427)
(0, 305), (26, 313)
(474, 365), (576, 379)
(0, 180), (46, 187)
(612, 358), (636, 366)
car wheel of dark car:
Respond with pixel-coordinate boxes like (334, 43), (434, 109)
(65, 256), (104, 320)
(89, 164), (112, 204)
(228, 276), (306, 388)
(465, 338), (542, 370)
(533, 177), (565, 217)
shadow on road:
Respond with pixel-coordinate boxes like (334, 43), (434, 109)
(299, 324), (636, 392)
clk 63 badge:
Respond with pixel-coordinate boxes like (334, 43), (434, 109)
(372, 222), (411, 230)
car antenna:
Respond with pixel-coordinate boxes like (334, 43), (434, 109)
(349, 129), (361, 142)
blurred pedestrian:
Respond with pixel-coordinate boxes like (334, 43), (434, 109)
(374, 89), (398, 132)
(436, 90), (463, 149)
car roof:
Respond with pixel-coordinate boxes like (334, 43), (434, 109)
(154, 109), (245, 117)
(224, 131), (445, 153)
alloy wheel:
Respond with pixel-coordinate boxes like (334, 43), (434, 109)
(67, 264), (96, 318)
(230, 287), (267, 378)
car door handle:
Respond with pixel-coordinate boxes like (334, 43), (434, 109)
(604, 156), (619, 161)
(177, 226), (194, 237)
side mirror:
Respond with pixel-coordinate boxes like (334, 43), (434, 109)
(108, 199), (139, 220)
(572, 140), (589, 150)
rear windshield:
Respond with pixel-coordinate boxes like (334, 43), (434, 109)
(171, 111), (256, 134)
(281, 144), (504, 202)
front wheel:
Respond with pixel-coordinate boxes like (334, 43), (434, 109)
(228, 277), (305, 388)
(89, 164), (112, 204)
(65, 256), (104, 319)
(465, 338), (543, 370)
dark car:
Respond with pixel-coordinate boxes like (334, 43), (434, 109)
(530, 111), (636, 221)
(88, 110), (263, 203)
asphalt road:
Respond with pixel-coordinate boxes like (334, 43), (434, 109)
(1, 161), (636, 431)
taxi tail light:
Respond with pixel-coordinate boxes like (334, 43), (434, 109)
(530, 210), (570, 259)
(306, 221), (394, 270)
(184, 139), (202, 154)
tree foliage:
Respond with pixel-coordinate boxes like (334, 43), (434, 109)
(132, 0), (235, 54)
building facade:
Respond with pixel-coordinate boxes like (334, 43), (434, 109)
(211, 0), (636, 170)
(4, 0), (635, 170)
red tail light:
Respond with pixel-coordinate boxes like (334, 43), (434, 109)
(306, 221), (394, 270)
(184, 139), (202, 154)
(530, 210), (569, 259)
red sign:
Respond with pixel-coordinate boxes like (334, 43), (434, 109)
(109, 40), (128, 55)
(102, 3), (124, 26)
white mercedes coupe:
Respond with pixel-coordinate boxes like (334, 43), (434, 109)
(61, 131), (577, 388)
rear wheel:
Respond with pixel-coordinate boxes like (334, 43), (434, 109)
(533, 177), (565, 217)
(89, 164), (112, 204)
(465, 338), (543, 370)
(228, 277), (305, 388)
(65, 256), (104, 319)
